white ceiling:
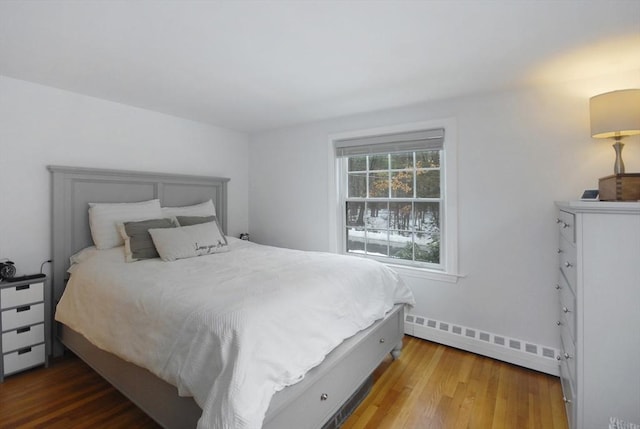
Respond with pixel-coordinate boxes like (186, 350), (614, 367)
(1, 1), (639, 132)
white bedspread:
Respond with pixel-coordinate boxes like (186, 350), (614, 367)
(55, 238), (415, 429)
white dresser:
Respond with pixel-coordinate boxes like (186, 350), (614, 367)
(555, 201), (640, 429)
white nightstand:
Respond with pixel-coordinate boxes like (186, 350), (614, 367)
(1, 275), (49, 382)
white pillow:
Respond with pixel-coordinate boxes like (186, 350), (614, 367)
(88, 199), (162, 250)
(161, 199), (216, 218)
(149, 220), (228, 261)
(69, 246), (99, 266)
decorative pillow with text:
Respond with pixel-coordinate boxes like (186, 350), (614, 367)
(148, 220), (228, 261)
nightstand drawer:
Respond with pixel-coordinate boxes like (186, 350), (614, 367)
(2, 323), (45, 353)
(3, 343), (45, 376)
(1, 282), (44, 309)
(1, 303), (44, 331)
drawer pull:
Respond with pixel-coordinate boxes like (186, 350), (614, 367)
(16, 305), (31, 312)
(564, 261), (573, 268)
(562, 222), (570, 229)
(557, 321), (562, 326)
(379, 338), (385, 344)
(18, 347), (32, 355)
(16, 284), (30, 291)
(564, 352), (572, 360)
(17, 326), (31, 334)
(556, 355), (562, 361)
(320, 393), (328, 401)
(562, 306), (570, 313)
(555, 284), (561, 290)
(556, 218), (562, 224)
(557, 248), (563, 254)
(563, 396), (572, 404)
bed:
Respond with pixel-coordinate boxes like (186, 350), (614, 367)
(48, 165), (414, 429)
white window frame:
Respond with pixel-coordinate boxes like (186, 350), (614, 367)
(328, 118), (460, 283)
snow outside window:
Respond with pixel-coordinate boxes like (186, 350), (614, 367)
(342, 149), (442, 269)
(334, 128), (446, 270)
(332, 122), (458, 279)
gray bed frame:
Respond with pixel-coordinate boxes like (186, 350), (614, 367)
(48, 165), (405, 429)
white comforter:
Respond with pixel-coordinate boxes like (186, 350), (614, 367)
(55, 238), (415, 429)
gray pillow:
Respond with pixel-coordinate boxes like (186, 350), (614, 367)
(176, 215), (216, 227)
(119, 218), (177, 262)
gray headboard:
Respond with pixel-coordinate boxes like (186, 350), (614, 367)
(48, 165), (229, 310)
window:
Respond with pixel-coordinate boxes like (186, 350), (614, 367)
(331, 121), (458, 280)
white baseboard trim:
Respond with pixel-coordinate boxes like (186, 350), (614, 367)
(404, 313), (560, 376)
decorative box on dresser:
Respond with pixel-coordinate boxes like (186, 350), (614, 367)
(0, 276), (49, 382)
(555, 201), (640, 429)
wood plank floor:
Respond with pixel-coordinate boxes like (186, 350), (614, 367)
(342, 336), (568, 429)
(0, 336), (568, 429)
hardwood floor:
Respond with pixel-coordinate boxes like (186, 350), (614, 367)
(342, 337), (568, 429)
(0, 336), (568, 429)
(0, 354), (158, 429)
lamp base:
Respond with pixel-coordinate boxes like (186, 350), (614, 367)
(599, 174), (640, 201)
(612, 140), (625, 175)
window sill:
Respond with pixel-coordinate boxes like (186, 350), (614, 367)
(384, 263), (464, 283)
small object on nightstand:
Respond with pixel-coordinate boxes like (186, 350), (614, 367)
(0, 260), (16, 281)
(580, 189), (599, 201)
(239, 233), (250, 241)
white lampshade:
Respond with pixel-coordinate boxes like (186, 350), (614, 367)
(590, 89), (640, 139)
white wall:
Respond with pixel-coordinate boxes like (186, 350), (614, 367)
(0, 76), (249, 276)
(248, 70), (640, 369)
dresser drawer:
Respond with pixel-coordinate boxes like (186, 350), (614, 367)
(3, 343), (45, 376)
(558, 236), (577, 292)
(1, 282), (44, 309)
(1, 302), (44, 331)
(557, 210), (575, 244)
(560, 328), (576, 384)
(2, 323), (45, 353)
(559, 359), (576, 429)
(557, 273), (576, 342)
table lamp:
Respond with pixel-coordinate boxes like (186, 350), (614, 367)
(589, 89), (640, 200)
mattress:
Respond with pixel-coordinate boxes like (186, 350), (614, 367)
(55, 237), (415, 429)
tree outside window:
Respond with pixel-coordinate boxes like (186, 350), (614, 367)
(345, 150), (441, 267)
